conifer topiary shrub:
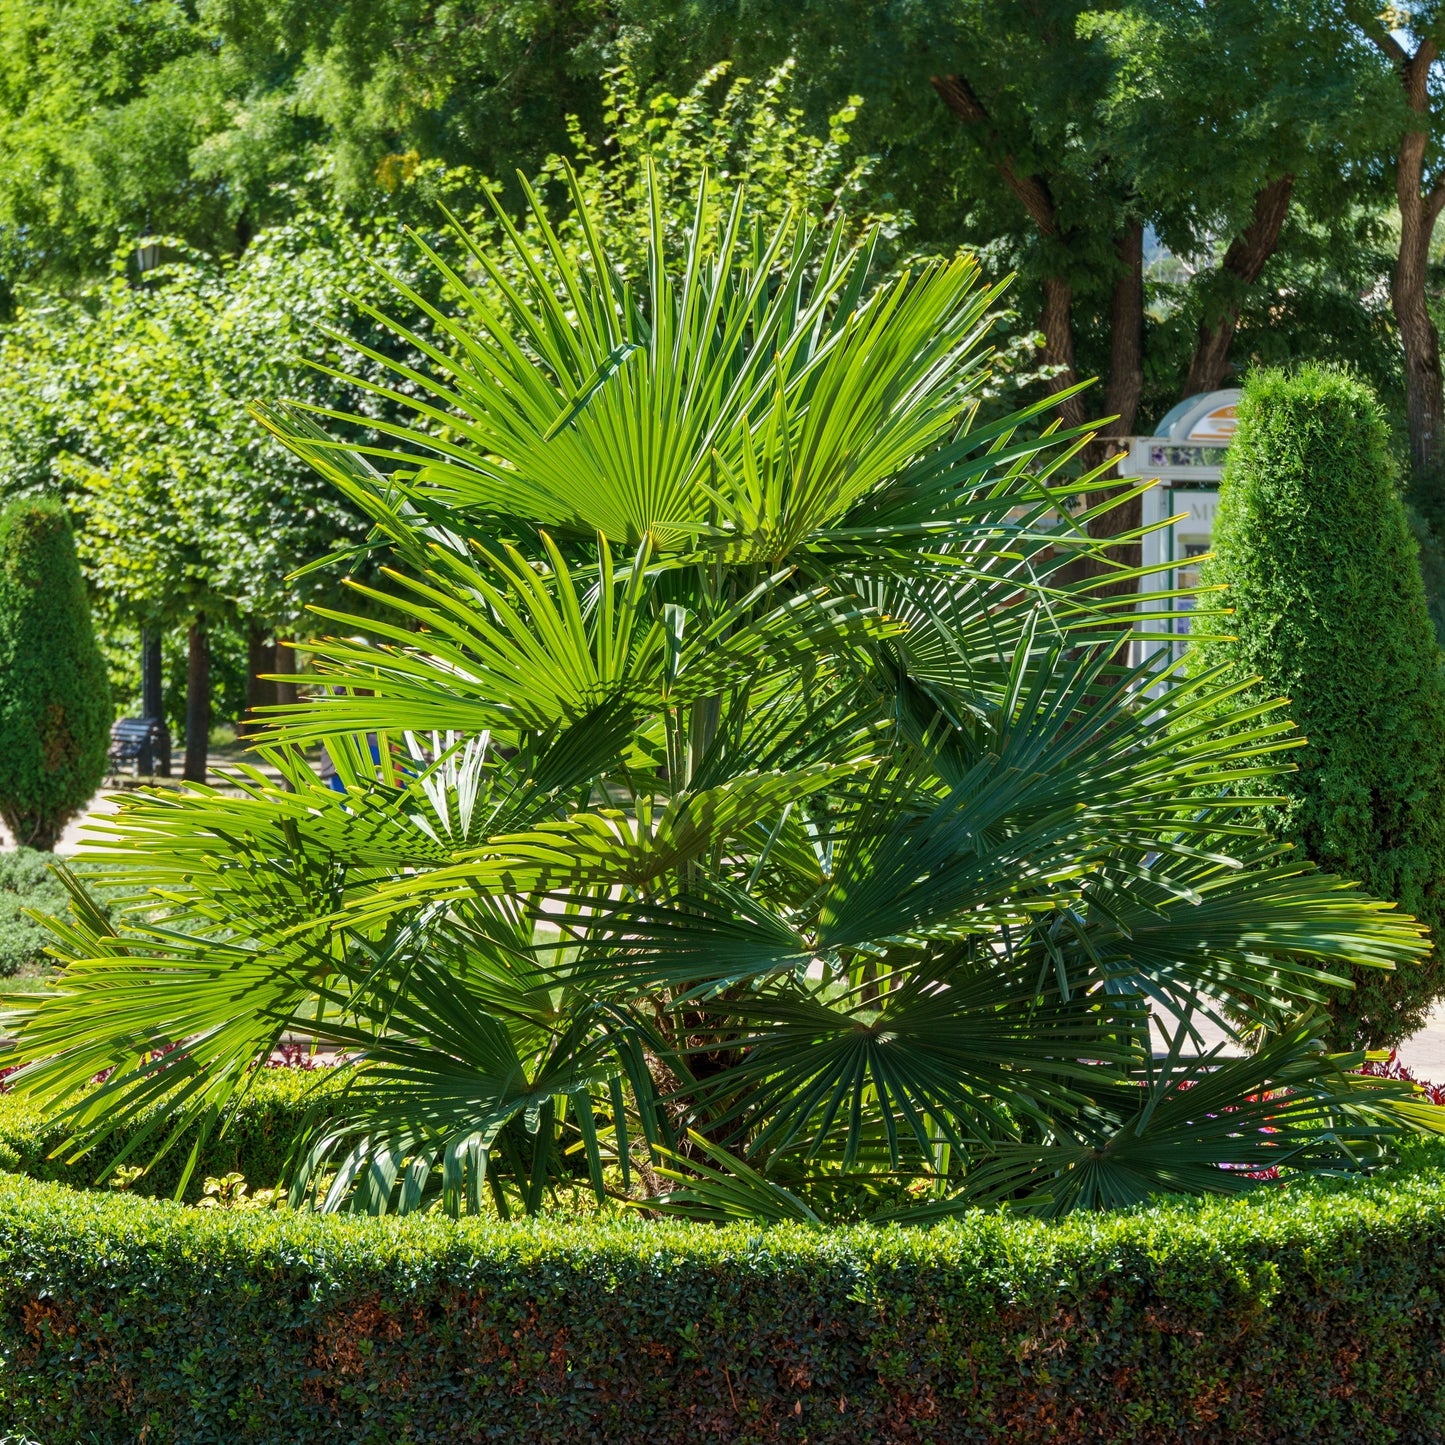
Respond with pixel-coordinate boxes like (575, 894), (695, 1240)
(1192, 365), (1445, 1047)
(0, 499), (110, 850)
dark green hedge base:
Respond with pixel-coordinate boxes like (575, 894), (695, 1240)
(4, 1152), (1445, 1444)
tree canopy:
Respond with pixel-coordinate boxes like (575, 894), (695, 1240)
(0, 0), (1432, 458)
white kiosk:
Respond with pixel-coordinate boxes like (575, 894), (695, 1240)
(1115, 388), (1241, 664)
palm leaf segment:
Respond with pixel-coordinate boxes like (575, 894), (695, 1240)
(5, 167), (1435, 1220)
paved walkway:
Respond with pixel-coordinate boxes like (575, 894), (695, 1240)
(1156, 1008), (1445, 1082)
(17, 759), (1445, 1086)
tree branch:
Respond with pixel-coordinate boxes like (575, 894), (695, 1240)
(1183, 173), (1294, 396)
(1428, 176), (1445, 228)
(930, 73), (1058, 236)
(1220, 172), (1295, 289)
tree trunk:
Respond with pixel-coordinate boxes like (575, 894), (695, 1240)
(184, 617), (210, 784)
(1399, 207), (1444, 481)
(243, 625), (277, 740)
(1078, 222), (1147, 591)
(274, 638), (298, 708)
(1183, 174), (1295, 397)
(931, 73), (1086, 432)
(1039, 274), (1086, 430)
(1365, 30), (1445, 483)
(1087, 220), (1145, 496)
(1396, 82), (1445, 481)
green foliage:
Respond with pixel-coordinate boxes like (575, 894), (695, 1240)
(0, 0), (1425, 466)
(0, 0), (624, 283)
(8, 175), (1438, 1225)
(0, 56), (907, 662)
(0, 500), (108, 850)
(640, 0), (1400, 421)
(524, 57), (901, 268)
(0, 209), (445, 643)
(1192, 366), (1445, 1047)
(3, 1152), (1445, 1441)
(0, 1067), (336, 1201)
(0, 0), (231, 281)
(0, 849), (69, 976)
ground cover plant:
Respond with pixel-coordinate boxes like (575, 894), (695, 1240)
(0, 849), (74, 977)
(2, 171), (1440, 1224)
(0, 1065), (334, 1202)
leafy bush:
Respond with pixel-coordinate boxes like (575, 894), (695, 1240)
(3, 1155), (1445, 1443)
(7, 180), (1439, 1225)
(0, 500), (109, 850)
(1192, 366), (1445, 1047)
(0, 849), (70, 976)
(0, 1066), (337, 1201)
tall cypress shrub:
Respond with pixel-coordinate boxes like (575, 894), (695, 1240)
(0, 499), (110, 850)
(1192, 365), (1445, 1047)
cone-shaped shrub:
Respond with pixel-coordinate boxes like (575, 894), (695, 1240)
(0, 499), (110, 849)
(1193, 366), (1445, 1046)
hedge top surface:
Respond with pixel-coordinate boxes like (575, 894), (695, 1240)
(4, 1141), (1444, 1273)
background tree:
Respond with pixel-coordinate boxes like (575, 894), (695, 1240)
(0, 202), (446, 762)
(0, 0), (618, 286)
(629, 0), (1395, 565)
(0, 0), (1421, 481)
(0, 55), (927, 752)
(1328, 2), (1445, 491)
(0, 498), (109, 849)
(1192, 365), (1445, 1047)
(0, 0), (230, 283)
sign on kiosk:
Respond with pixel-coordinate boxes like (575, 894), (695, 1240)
(1115, 388), (1241, 666)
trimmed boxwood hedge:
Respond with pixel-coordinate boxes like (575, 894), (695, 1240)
(0, 1066), (337, 1201)
(3, 1147), (1445, 1443)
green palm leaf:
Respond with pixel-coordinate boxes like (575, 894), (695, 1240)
(7, 165), (1436, 1225)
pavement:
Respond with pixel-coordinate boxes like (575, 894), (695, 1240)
(13, 753), (1445, 1086)
(1152, 1006), (1445, 1083)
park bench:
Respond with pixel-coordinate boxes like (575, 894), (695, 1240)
(108, 717), (170, 782)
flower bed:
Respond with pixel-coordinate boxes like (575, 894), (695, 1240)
(3, 1146), (1445, 1444)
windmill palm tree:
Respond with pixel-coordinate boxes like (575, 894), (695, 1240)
(5, 169), (1435, 1221)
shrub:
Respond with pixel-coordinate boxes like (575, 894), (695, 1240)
(2, 1153), (1445, 1443)
(0, 1066), (337, 1201)
(0, 499), (110, 850)
(0, 847), (70, 975)
(1192, 366), (1445, 1048)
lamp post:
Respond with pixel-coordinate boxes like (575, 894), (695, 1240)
(131, 239), (172, 777)
(139, 625), (171, 777)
